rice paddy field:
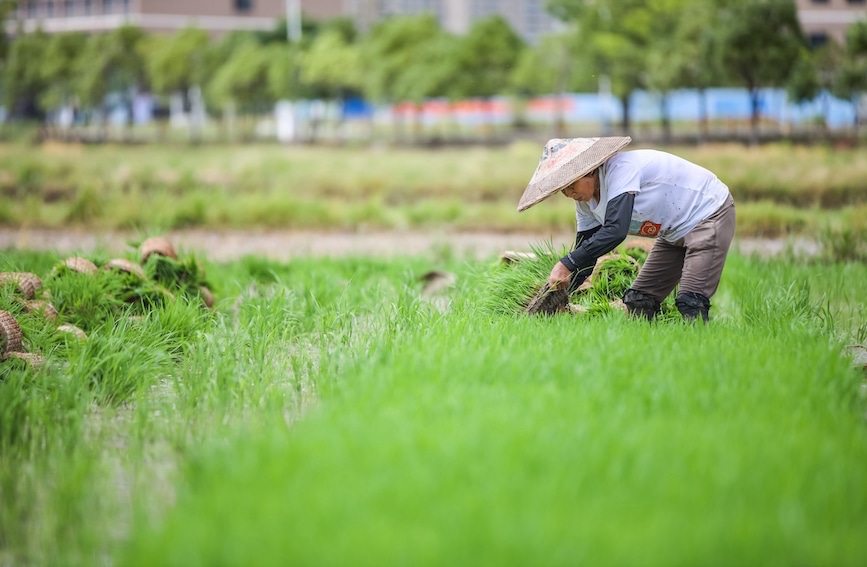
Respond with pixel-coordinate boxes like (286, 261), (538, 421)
(1, 235), (866, 566)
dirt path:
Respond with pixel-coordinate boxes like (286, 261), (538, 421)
(0, 228), (819, 262)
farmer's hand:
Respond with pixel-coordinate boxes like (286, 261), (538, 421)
(547, 261), (572, 290)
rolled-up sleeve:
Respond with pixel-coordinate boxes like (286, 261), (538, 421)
(560, 192), (635, 282)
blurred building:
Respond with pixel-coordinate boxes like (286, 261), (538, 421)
(344, 0), (561, 44)
(9, 0), (560, 44)
(9, 0), (290, 36)
(796, 0), (867, 46)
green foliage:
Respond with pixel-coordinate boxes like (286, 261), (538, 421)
(206, 40), (275, 110)
(360, 14), (444, 103)
(74, 25), (148, 108)
(1, 247), (866, 565)
(2, 29), (49, 114)
(38, 31), (88, 111)
(452, 15), (525, 99)
(301, 28), (363, 98)
(143, 27), (211, 96)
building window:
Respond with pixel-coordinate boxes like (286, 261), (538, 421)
(809, 33), (829, 48)
(235, 0), (253, 11)
(810, 0), (829, 4)
(848, 0), (866, 4)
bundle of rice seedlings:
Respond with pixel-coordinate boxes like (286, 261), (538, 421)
(0, 310), (23, 354)
(474, 241), (565, 316)
(61, 256), (98, 274)
(57, 324), (87, 341)
(44, 265), (126, 330)
(139, 236), (178, 264)
(103, 258), (147, 280)
(143, 253), (212, 306)
(1, 351), (45, 369)
(580, 254), (640, 302)
(23, 300), (59, 321)
(0, 272), (43, 299)
(525, 282), (569, 316)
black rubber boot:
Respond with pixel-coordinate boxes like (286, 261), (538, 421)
(623, 288), (661, 321)
(675, 292), (711, 322)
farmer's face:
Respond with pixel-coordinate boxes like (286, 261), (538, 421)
(562, 171), (596, 202)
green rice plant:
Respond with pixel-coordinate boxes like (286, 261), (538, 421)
(43, 265), (126, 332)
(143, 254), (211, 304)
(64, 186), (104, 224)
(2, 247), (866, 566)
(817, 215), (867, 263)
(121, 290), (867, 567)
(63, 315), (178, 406)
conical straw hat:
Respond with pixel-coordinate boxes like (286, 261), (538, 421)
(517, 136), (631, 212)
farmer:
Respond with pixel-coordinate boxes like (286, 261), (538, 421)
(517, 137), (736, 322)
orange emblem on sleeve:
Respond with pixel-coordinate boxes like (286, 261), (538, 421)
(638, 221), (661, 237)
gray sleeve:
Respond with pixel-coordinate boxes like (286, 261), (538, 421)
(560, 192), (634, 281)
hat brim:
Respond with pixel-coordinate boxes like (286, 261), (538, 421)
(517, 136), (631, 212)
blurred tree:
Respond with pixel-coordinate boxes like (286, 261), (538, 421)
(142, 27), (211, 140)
(266, 43), (305, 101)
(143, 27), (210, 100)
(207, 40), (272, 111)
(716, 0), (806, 144)
(0, 0), (15, 65)
(509, 28), (599, 136)
(74, 25), (148, 118)
(1, 27), (47, 119)
(673, 0), (730, 142)
(360, 14), (443, 140)
(39, 32), (88, 118)
(832, 21), (867, 139)
(360, 14), (442, 105)
(300, 27), (363, 101)
(787, 41), (844, 135)
(643, 0), (706, 143)
(207, 39), (276, 139)
(548, 0), (657, 135)
(451, 15), (525, 99)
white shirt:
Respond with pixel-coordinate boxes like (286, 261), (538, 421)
(575, 149), (730, 242)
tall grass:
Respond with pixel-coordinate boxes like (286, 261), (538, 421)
(0, 247), (865, 566)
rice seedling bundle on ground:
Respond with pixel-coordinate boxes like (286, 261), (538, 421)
(0, 236), (215, 370)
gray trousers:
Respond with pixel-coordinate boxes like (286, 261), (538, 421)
(631, 195), (736, 301)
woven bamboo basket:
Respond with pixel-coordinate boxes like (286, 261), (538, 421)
(103, 258), (147, 279)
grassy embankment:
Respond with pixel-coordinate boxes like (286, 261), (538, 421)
(1, 240), (866, 565)
(1, 141), (867, 247)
